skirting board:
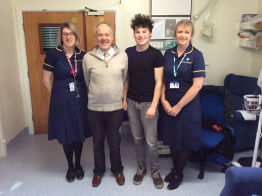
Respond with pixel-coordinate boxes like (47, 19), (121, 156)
(6, 127), (29, 153)
(158, 147), (171, 155)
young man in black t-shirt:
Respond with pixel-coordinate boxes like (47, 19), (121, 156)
(123, 14), (164, 189)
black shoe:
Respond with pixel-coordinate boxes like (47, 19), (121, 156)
(167, 173), (183, 190)
(164, 168), (175, 182)
(75, 166), (84, 180)
(66, 168), (75, 182)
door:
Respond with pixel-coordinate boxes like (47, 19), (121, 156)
(85, 12), (115, 51)
(23, 11), (115, 133)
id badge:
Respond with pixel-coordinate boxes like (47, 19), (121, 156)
(69, 82), (75, 91)
(174, 81), (179, 89)
(170, 81), (175, 89)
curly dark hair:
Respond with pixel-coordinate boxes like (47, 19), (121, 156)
(131, 14), (154, 32)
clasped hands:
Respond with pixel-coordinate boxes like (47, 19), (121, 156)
(162, 100), (182, 117)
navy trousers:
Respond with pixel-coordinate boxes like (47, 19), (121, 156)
(87, 109), (124, 176)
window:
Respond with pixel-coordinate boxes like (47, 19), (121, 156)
(39, 24), (60, 53)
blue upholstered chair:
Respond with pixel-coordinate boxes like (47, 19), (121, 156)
(220, 167), (262, 196)
(198, 86), (235, 179)
(224, 74), (261, 150)
(123, 110), (129, 122)
(120, 111), (129, 132)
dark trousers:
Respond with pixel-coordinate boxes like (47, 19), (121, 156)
(87, 109), (124, 176)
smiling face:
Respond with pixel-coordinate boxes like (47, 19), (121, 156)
(95, 24), (114, 52)
(133, 27), (152, 47)
(175, 26), (193, 47)
(61, 27), (76, 49)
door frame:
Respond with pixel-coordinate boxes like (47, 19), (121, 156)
(15, 6), (120, 134)
(0, 102), (7, 157)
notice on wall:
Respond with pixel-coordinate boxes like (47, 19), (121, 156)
(151, 0), (191, 16)
(151, 17), (190, 39)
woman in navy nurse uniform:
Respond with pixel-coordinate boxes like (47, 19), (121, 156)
(43, 22), (91, 182)
(160, 19), (205, 190)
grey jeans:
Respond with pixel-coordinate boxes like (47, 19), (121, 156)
(127, 98), (160, 173)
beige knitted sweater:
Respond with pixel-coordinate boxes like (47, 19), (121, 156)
(82, 45), (128, 111)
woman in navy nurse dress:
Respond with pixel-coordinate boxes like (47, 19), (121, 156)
(159, 19), (205, 190)
(43, 22), (91, 183)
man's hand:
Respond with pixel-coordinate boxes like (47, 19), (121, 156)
(146, 106), (156, 119)
(122, 99), (127, 111)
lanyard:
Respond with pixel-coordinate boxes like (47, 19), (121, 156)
(173, 54), (186, 81)
(63, 48), (77, 77)
(63, 48), (80, 98)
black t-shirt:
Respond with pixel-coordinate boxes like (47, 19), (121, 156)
(125, 45), (164, 102)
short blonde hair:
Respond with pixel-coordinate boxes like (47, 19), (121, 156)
(57, 22), (81, 46)
(174, 19), (195, 37)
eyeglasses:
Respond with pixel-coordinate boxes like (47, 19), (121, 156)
(62, 32), (75, 37)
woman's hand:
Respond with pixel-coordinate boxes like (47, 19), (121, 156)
(168, 77), (204, 116)
(162, 100), (172, 114)
(169, 104), (182, 116)
(43, 70), (53, 93)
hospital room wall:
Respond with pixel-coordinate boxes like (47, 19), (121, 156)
(250, 0), (262, 78)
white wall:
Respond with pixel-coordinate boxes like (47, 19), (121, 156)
(0, 0), (26, 145)
(192, 0), (258, 85)
(250, 0), (262, 77)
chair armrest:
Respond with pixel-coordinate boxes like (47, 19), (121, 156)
(234, 111), (244, 121)
(220, 167), (262, 196)
(234, 111), (258, 121)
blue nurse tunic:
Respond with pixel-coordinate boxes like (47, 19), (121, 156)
(43, 46), (91, 145)
(159, 44), (205, 150)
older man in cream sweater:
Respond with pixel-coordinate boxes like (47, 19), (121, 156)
(82, 21), (128, 187)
